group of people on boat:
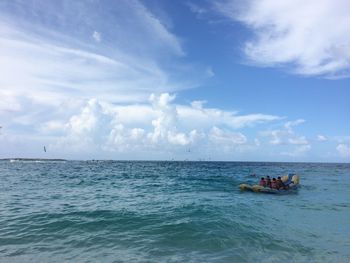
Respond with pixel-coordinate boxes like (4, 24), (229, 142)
(259, 176), (289, 190)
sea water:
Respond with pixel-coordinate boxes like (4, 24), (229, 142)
(0, 160), (349, 263)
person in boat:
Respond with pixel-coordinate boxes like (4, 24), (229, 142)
(276, 177), (284, 190)
(277, 176), (287, 190)
(271, 178), (277, 189)
(266, 176), (272, 188)
(259, 177), (266, 187)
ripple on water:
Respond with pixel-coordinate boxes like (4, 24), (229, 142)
(1, 161), (350, 262)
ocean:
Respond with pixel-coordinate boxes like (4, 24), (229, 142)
(1, 160), (349, 262)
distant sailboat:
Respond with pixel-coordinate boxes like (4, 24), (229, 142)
(44, 146), (47, 152)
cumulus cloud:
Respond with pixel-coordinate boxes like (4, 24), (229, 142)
(146, 93), (198, 146)
(48, 93), (279, 158)
(0, 0), (215, 159)
(40, 120), (65, 135)
(56, 99), (113, 152)
(216, 0), (350, 78)
(261, 119), (311, 156)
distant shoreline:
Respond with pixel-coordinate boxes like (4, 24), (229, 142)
(0, 158), (349, 164)
(1, 158), (67, 161)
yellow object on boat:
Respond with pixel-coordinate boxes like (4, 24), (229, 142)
(292, 175), (300, 184)
(239, 184), (250, 190)
(252, 185), (264, 192)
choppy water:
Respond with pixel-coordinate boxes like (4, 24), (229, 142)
(1, 160), (350, 262)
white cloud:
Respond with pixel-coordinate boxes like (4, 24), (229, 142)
(288, 136), (308, 145)
(177, 106), (280, 130)
(261, 119), (311, 157)
(0, 0), (211, 119)
(187, 2), (208, 17)
(209, 126), (247, 145)
(146, 93), (196, 146)
(230, 114), (280, 128)
(336, 144), (350, 158)
(45, 93), (279, 158)
(284, 119), (305, 131)
(263, 119), (308, 146)
(281, 145), (311, 157)
(92, 31), (101, 42)
(0, 0), (214, 155)
(216, 0), (350, 78)
(317, 135), (327, 141)
(191, 100), (207, 109)
(66, 99), (110, 138)
(0, 91), (22, 112)
(40, 120), (65, 134)
(0, 23), (177, 106)
(57, 99), (113, 151)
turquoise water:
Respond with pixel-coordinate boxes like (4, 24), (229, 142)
(1, 160), (350, 262)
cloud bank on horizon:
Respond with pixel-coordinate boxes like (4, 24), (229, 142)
(0, 0), (349, 161)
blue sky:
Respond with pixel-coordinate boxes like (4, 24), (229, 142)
(0, 0), (349, 162)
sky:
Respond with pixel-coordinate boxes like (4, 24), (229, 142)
(0, 0), (349, 162)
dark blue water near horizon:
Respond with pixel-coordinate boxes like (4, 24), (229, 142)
(1, 160), (350, 262)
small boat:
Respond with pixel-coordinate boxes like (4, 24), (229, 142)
(239, 174), (300, 194)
